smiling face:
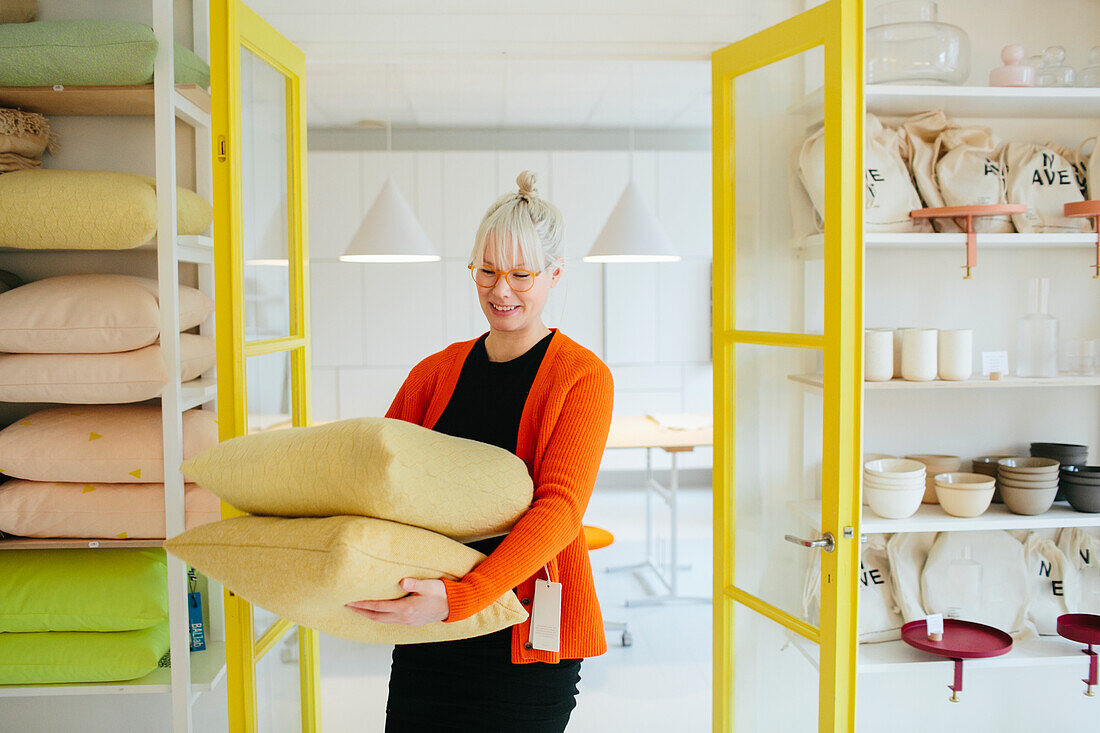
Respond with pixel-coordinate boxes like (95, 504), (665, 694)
(474, 237), (561, 337)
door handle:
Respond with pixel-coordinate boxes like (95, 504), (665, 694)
(784, 532), (835, 553)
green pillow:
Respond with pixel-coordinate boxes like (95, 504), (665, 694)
(0, 548), (167, 632)
(0, 620), (169, 684)
(0, 20), (209, 87)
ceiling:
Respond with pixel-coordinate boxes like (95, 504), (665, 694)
(247, 1), (770, 129)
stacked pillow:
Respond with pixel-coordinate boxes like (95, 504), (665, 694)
(0, 405), (220, 539)
(0, 549), (171, 683)
(167, 417), (535, 644)
(0, 274), (215, 403)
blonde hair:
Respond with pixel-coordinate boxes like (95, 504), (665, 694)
(469, 171), (564, 271)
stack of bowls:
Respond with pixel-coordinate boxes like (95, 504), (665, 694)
(1030, 443), (1089, 501)
(906, 454), (962, 504)
(934, 473), (996, 517)
(998, 457), (1060, 515)
(1060, 465), (1100, 513)
(864, 459), (926, 519)
(972, 455), (1011, 503)
(861, 454), (896, 505)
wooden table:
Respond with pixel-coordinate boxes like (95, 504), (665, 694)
(603, 414), (713, 606)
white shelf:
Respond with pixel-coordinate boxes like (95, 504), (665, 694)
(789, 373), (1100, 391)
(792, 634), (1090, 674)
(179, 378), (217, 411)
(790, 84), (1100, 121)
(798, 232), (1098, 259)
(791, 498), (1100, 534)
(0, 642), (226, 698)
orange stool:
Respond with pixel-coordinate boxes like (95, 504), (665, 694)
(584, 525), (632, 647)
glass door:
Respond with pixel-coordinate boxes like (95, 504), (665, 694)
(211, 2), (319, 731)
(712, 2), (863, 731)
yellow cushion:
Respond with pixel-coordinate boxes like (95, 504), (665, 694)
(181, 417), (533, 542)
(0, 169), (213, 250)
(164, 515), (528, 644)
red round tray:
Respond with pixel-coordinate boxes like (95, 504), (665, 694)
(901, 619), (1013, 659)
(1057, 613), (1100, 645)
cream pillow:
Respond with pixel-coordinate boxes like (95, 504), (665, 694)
(0, 333), (214, 403)
(164, 515), (527, 644)
(0, 405), (217, 483)
(0, 169), (212, 250)
(0, 274), (214, 353)
(181, 417), (533, 542)
(0, 480), (219, 539)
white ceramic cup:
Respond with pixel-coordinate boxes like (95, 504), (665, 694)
(901, 328), (938, 381)
(865, 330), (894, 381)
(892, 328), (911, 378)
(938, 329), (973, 381)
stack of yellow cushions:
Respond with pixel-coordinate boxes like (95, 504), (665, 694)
(0, 274), (216, 403)
(0, 405), (220, 539)
(0, 549), (171, 684)
(167, 417), (535, 644)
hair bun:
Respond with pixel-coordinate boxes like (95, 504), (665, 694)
(516, 170), (538, 198)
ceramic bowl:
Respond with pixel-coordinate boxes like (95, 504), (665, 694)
(1030, 442), (1088, 462)
(998, 475), (1060, 489)
(1061, 466), (1100, 481)
(998, 457), (1060, 474)
(1063, 483), (1100, 513)
(935, 484), (994, 517)
(865, 485), (924, 519)
(864, 458), (927, 478)
(934, 472), (996, 490)
(907, 455), (963, 504)
(973, 455), (1011, 473)
(864, 474), (926, 491)
(1001, 486), (1058, 515)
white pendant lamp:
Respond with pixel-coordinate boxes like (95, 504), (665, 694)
(583, 64), (680, 264)
(583, 181), (680, 263)
(339, 175), (439, 263)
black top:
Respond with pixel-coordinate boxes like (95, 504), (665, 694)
(432, 331), (554, 555)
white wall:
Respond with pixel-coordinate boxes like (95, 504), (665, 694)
(307, 147), (715, 473)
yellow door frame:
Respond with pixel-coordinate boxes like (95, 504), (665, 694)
(711, 1), (864, 731)
(211, 1), (318, 730)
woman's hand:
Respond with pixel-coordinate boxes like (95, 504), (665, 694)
(345, 578), (449, 626)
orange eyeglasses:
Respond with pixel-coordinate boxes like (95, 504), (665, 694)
(468, 264), (543, 292)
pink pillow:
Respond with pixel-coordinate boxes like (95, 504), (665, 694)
(0, 275), (214, 353)
(0, 334), (214, 403)
(0, 481), (220, 539)
(0, 405), (217, 483)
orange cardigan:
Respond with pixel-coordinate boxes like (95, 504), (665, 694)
(385, 330), (614, 664)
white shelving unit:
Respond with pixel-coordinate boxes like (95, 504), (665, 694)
(786, 75), (1100, 693)
(791, 499), (1100, 534)
(0, 2), (222, 730)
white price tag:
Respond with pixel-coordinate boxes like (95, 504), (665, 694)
(926, 613), (944, 640)
(981, 351), (1009, 377)
(528, 579), (562, 653)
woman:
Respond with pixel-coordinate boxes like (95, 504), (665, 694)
(346, 171), (614, 732)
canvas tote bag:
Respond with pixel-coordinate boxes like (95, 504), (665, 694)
(1021, 531), (1080, 635)
(1057, 528), (1100, 613)
(935, 126), (1013, 233)
(803, 534), (905, 642)
(1002, 141), (1089, 233)
(798, 113), (928, 233)
(1076, 136), (1097, 200)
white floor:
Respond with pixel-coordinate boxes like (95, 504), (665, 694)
(306, 483), (714, 733)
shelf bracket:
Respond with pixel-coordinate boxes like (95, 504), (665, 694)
(1063, 201), (1100, 279)
(1083, 645), (1097, 697)
(909, 205), (1026, 279)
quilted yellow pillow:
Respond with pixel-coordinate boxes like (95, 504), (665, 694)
(164, 515), (527, 644)
(0, 274), (214, 353)
(0, 169), (213, 250)
(0, 333), (214, 403)
(181, 417), (533, 542)
(0, 405), (217, 483)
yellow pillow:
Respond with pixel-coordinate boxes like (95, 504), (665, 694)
(164, 515), (527, 644)
(181, 417), (533, 542)
(0, 169), (213, 250)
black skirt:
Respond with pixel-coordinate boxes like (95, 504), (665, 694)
(385, 627), (582, 732)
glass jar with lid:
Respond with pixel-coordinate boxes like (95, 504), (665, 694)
(867, 1), (970, 85)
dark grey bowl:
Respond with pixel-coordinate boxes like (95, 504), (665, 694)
(1063, 483), (1100, 513)
(1031, 443), (1088, 463)
(1061, 466), (1100, 481)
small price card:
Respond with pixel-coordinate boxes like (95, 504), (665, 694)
(981, 351), (1009, 377)
(926, 613), (944, 641)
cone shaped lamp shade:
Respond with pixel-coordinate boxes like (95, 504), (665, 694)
(583, 181), (680, 263)
(340, 177), (440, 263)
